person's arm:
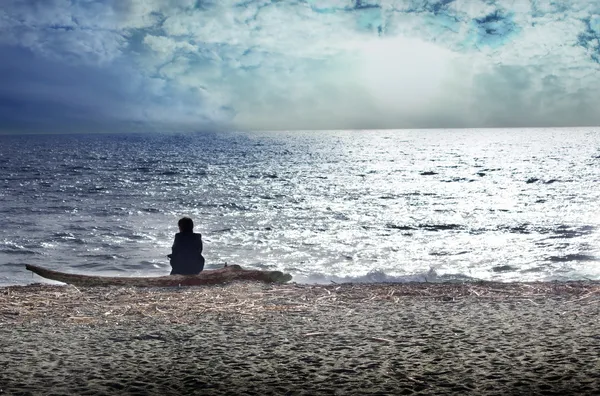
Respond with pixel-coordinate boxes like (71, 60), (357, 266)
(171, 234), (181, 258)
(197, 234), (203, 255)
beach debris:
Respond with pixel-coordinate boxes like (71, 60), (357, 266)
(0, 279), (598, 326)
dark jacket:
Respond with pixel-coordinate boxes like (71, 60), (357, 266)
(169, 232), (205, 275)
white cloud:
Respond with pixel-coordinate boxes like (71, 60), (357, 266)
(143, 35), (196, 58)
(1, 0), (600, 133)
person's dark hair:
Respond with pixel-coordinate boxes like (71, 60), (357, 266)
(178, 217), (194, 232)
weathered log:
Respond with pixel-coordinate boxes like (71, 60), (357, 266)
(25, 264), (292, 287)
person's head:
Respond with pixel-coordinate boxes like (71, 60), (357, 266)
(178, 217), (194, 233)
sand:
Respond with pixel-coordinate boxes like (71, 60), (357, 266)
(0, 281), (599, 395)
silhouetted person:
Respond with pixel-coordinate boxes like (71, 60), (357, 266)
(168, 217), (205, 275)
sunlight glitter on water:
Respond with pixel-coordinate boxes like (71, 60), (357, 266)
(1, 128), (600, 285)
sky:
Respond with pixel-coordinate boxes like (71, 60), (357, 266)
(1, 0), (599, 134)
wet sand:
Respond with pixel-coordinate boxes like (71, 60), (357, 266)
(1, 281), (599, 395)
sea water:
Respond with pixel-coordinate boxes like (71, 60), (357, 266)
(1, 128), (599, 286)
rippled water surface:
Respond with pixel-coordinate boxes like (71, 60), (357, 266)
(1, 128), (600, 285)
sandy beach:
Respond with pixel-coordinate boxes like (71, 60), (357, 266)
(1, 281), (599, 395)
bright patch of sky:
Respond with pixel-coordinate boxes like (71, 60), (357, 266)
(1, 0), (599, 133)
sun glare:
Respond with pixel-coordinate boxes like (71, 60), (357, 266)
(357, 37), (458, 111)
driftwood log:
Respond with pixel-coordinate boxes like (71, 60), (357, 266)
(25, 264), (292, 287)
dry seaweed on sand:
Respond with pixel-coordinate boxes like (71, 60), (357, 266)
(1, 280), (599, 326)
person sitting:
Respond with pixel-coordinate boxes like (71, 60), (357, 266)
(168, 217), (205, 275)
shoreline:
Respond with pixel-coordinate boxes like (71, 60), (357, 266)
(1, 281), (599, 395)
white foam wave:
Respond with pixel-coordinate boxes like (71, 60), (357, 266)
(290, 268), (478, 285)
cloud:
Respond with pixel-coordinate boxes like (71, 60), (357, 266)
(0, 0), (599, 133)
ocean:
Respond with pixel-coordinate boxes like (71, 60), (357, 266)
(1, 128), (599, 286)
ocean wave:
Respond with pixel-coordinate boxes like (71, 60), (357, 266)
(50, 233), (86, 244)
(290, 268), (477, 284)
(525, 178), (571, 184)
(0, 248), (40, 255)
(248, 173), (279, 179)
(140, 208), (161, 213)
(79, 253), (123, 260)
(69, 262), (126, 271)
(547, 254), (598, 263)
(466, 224), (596, 237)
(546, 225), (595, 239)
(0, 240), (41, 255)
(1, 262), (31, 268)
(386, 223), (463, 232)
(441, 178), (476, 183)
(160, 170), (179, 176)
(491, 265), (519, 272)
